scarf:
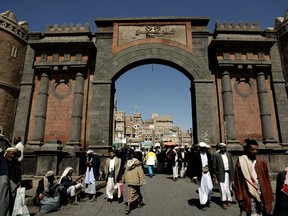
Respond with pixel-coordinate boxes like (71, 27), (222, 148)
(44, 170), (54, 192)
(59, 167), (73, 184)
(239, 155), (261, 202)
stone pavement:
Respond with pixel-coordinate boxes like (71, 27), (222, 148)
(24, 172), (272, 216)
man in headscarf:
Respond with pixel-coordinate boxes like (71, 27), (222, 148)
(59, 167), (83, 205)
(34, 171), (56, 206)
(4, 147), (21, 185)
(213, 143), (234, 209)
(124, 150), (146, 214)
(84, 150), (101, 201)
(234, 138), (273, 216)
(190, 142), (215, 211)
(103, 149), (121, 203)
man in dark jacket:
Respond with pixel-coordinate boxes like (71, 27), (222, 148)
(213, 143), (234, 209)
(190, 142), (215, 211)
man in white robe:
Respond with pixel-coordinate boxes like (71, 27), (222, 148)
(213, 143), (234, 209)
(190, 142), (215, 211)
(103, 149), (121, 203)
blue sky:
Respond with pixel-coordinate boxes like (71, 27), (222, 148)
(2, 1), (287, 131)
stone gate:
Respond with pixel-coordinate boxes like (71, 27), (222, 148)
(1, 11), (288, 176)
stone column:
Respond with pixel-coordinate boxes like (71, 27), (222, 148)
(89, 80), (114, 154)
(194, 80), (218, 144)
(67, 72), (85, 147)
(30, 71), (50, 145)
(256, 71), (276, 143)
(221, 71), (238, 143)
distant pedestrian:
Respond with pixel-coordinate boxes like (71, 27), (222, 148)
(155, 146), (165, 174)
(189, 142), (215, 211)
(144, 148), (157, 178)
(213, 143), (234, 209)
(124, 151), (146, 215)
(234, 138), (273, 216)
(273, 167), (288, 216)
(179, 146), (188, 178)
(165, 146), (173, 174)
(103, 149), (122, 203)
(171, 146), (180, 181)
(84, 150), (101, 201)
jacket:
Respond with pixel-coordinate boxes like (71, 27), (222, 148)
(190, 151), (215, 181)
(213, 151), (234, 183)
(103, 156), (121, 183)
(124, 158), (146, 186)
(145, 151), (157, 166)
(234, 156), (274, 215)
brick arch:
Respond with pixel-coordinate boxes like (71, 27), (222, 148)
(95, 43), (210, 81)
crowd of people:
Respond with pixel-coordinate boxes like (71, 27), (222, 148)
(1, 137), (288, 216)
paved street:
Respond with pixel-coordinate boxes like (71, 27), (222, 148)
(28, 172), (243, 216)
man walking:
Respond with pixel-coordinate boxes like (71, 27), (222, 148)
(213, 143), (234, 209)
(144, 148), (157, 178)
(190, 142), (215, 211)
(234, 138), (274, 216)
(103, 149), (122, 203)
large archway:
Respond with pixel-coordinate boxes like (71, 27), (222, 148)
(89, 43), (218, 151)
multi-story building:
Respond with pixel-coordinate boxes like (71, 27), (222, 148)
(113, 110), (193, 147)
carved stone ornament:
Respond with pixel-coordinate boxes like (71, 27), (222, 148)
(51, 79), (72, 100)
(135, 25), (175, 38)
(234, 78), (254, 98)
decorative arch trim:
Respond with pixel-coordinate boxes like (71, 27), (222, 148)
(95, 43), (210, 81)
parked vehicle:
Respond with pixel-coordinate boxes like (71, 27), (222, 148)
(0, 134), (12, 150)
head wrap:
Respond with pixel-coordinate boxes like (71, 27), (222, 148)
(6, 147), (18, 152)
(45, 170), (54, 177)
(59, 167), (73, 184)
(199, 142), (207, 147)
(218, 143), (226, 147)
(4, 147), (19, 159)
(44, 171), (54, 192)
(206, 145), (211, 149)
(86, 150), (94, 155)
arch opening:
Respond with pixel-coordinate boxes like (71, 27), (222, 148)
(113, 62), (195, 148)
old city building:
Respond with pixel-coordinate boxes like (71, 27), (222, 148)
(0, 10), (288, 176)
(113, 111), (193, 148)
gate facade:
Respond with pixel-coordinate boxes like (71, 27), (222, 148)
(1, 12), (288, 175)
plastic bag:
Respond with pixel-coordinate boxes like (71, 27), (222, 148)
(12, 187), (30, 216)
(40, 195), (60, 214)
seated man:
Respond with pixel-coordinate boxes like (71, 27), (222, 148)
(34, 170), (57, 206)
(59, 167), (83, 205)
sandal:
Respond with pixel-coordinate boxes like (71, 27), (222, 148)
(125, 209), (131, 215)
